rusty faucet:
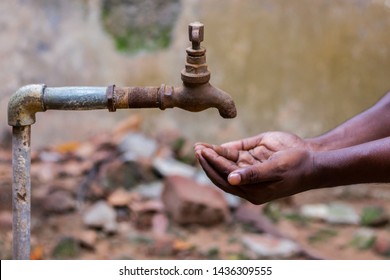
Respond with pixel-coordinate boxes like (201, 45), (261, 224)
(7, 22), (236, 259)
(106, 21), (237, 118)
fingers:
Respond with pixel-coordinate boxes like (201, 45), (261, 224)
(195, 142), (274, 186)
(195, 152), (240, 195)
(195, 139), (280, 187)
(194, 142), (213, 149)
(201, 148), (238, 176)
(195, 152), (225, 185)
(228, 172), (241, 185)
(221, 134), (265, 151)
(228, 160), (281, 185)
(194, 142), (213, 153)
(211, 145), (239, 161)
(195, 142), (240, 162)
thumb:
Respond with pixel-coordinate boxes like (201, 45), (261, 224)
(228, 161), (280, 185)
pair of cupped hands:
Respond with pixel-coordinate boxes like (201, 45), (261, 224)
(194, 131), (317, 205)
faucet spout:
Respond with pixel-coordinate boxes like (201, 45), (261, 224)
(171, 83), (237, 118)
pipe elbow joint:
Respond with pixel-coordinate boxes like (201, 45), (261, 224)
(8, 84), (46, 127)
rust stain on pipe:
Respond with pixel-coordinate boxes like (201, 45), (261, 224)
(126, 87), (160, 108)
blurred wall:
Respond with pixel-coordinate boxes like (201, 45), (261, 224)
(0, 0), (389, 148)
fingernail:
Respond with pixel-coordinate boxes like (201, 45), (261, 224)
(195, 150), (202, 159)
(201, 148), (212, 156)
(228, 173), (241, 185)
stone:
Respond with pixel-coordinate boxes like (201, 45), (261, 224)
(300, 203), (359, 225)
(307, 228), (338, 244)
(235, 202), (283, 238)
(107, 188), (134, 207)
(31, 162), (59, 183)
(326, 203), (359, 225)
(300, 204), (328, 220)
(77, 230), (98, 250)
(43, 190), (76, 214)
(0, 211), (12, 231)
(241, 233), (300, 259)
(137, 181), (164, 199)
(156, 129), (195, 164)
(119, 132), (158, 161)
(195, 171), (241, 209)
(153, 157), (197, 178)
(360, 206), (388, 227)
(130, 200), (165, 229)
(59, 159), (92, 177)
(39, 150), (64, 162)
(99, 159), (156, 192)
(150, 238), (175, 257)
(151, 213), (169, 238)
(74, 142), (96, 159)
(194, 170), (213, 185)
(52, 237), (80, 259)
(117, 222), (132, 236)
(162, 175), (230, 225)
(350, 228), (376, 250)
(223, 193), (242, 209)
(83, 200), (118, 233)
(127, 232), (154, 245)
(130, 200), (165, 213)
(374, 233), (390, 257)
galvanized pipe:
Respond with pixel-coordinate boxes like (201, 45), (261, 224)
(12, 125), (31, 260)
(43, 87), (107, 110)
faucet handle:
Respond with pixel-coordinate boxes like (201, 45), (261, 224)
(182, 21), (210, 85)
(189, 22), (204, 50)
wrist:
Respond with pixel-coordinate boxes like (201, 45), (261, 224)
(296, 149), (328, 192)
(309, 146), (365, 190)
(310, 150), (333, 189)
(305, 137), (329, 152)
(310, 147), (363, 189)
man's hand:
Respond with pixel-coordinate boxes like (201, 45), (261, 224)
(194, 91), (390, 205)
(194, 132), (317, 205)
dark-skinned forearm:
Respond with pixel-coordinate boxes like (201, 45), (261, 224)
(306, 91), (390, 151)
(312, 136), (390, 189)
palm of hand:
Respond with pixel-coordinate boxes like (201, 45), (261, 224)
(216, 131), (309, 165)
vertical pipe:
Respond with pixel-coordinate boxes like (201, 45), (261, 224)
(12, 125), (31, 260)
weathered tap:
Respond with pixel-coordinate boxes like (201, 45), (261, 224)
(7, 22), (236, 259)
(107, 21), (237, 118)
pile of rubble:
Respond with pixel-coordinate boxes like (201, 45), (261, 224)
(0, 115), (389, 260)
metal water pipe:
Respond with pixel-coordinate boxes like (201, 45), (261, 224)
(7, 22), (236, 259)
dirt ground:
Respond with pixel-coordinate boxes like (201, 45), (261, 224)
(1, 122), (389, 260)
